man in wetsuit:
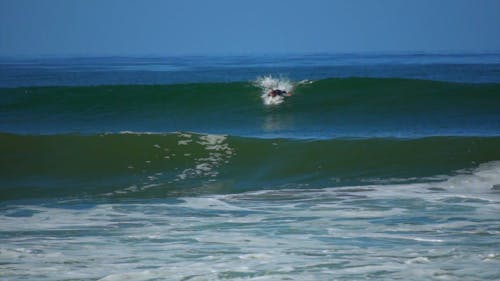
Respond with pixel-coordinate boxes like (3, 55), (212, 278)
(268, 89), (291, 97)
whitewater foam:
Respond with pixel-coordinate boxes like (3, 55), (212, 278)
(2, 162), (500, 280)
(177, 133), (233, 181)
(255, 75), (294, 93)
(255, 75), (295, 105)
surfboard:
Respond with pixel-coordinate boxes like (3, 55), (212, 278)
(262, 93), (284, 105)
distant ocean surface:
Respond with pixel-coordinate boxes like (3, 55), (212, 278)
(1, 53), (500, 280)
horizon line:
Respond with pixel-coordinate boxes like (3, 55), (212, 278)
(1, 50), (500, 60)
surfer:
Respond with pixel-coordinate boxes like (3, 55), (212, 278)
(268, 89), (291, 97)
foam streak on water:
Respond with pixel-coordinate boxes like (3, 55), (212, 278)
(1, 162), (499, 280)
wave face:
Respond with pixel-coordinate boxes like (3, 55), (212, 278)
(1, 77), (499, 138)
(2, 76), (499, 200)
(1, 132), (499, 200)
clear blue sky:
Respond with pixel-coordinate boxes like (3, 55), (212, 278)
(1, 0), (499, 56)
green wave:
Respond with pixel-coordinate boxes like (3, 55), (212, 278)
(0, 81), (255, 110)
(1, 132), (499, 200)
(2, 77), (498, 115)
(1, 77), (499, 137)
(0, 78), (500, 111)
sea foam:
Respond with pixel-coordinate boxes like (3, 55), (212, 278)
(255, 75), (295, 105)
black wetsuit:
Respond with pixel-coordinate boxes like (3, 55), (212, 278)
(270, 89), (286, 97)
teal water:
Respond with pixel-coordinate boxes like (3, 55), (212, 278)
(1, 78), (499, 137)
(1, 54), (500, 280)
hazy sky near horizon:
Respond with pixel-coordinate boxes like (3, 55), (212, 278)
(1, 0), (499, 56)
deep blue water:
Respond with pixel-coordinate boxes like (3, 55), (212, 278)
(1, 53), (500, 88)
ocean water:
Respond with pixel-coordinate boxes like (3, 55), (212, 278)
(1, 53), (500, 280)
